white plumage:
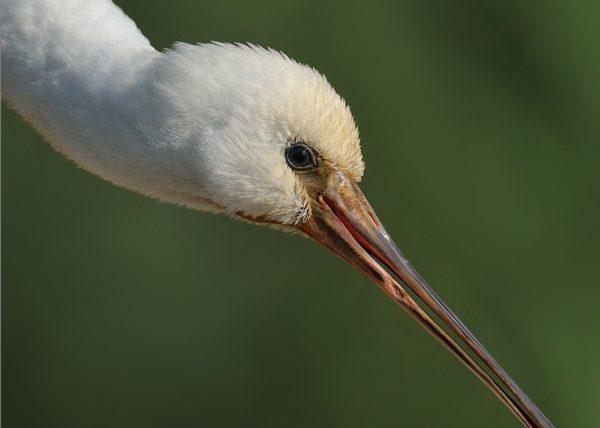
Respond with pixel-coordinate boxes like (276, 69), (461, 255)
(1, 0), (361, 224)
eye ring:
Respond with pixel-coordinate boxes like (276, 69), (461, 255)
(286, 143), (317, 171)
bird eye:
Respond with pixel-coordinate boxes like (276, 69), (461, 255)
(286, 143), (317, 170)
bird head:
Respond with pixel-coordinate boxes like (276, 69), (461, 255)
(154, 43), (363, 226)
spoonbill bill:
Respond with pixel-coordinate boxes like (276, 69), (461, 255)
(1, 0), (553, 426)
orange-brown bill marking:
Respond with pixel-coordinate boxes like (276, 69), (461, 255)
(297, 170), (553, 428)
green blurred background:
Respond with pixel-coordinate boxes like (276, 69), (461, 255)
(3, 0), (599, 426)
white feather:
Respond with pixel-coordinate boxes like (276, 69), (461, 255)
(1, 0), (363, 224)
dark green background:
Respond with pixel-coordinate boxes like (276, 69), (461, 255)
(3, 0), (599, 426)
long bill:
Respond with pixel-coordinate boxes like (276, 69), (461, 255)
(297, 170), (553, 428)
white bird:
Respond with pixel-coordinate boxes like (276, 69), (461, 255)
(1, 1), (553, 426)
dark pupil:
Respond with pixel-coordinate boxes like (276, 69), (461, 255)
(288, 145), (312, 167)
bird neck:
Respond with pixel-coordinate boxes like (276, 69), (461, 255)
(2, 0), (158, 108)
(1, 0), (199, 206)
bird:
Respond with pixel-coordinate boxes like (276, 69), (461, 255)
(1, 1), (553, 427)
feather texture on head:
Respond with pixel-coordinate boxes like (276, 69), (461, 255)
(150, 43), (363, 224)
